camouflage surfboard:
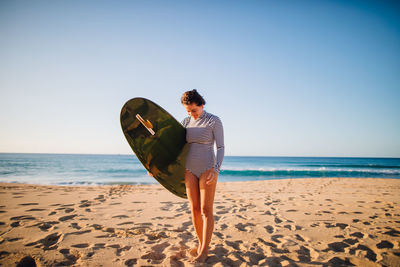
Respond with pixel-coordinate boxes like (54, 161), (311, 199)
(120, 97), (188, 198)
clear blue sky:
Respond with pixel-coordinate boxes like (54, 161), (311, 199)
(1, 0), (399, 157)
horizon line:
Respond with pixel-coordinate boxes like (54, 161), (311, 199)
(0, 152), (399, 159)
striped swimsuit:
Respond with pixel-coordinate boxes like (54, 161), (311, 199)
(182, 111), (225, 178)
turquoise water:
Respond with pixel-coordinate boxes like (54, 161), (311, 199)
(0, 153), (399, 185)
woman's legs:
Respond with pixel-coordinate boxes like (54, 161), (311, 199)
(195, 169), (218, 262)
(184, 171), (203, 253)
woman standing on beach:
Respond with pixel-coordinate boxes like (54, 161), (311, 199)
(181, 89), (225, 263)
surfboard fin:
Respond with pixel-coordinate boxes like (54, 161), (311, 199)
(136, 114), (155, 135)
(145, 120), (153, 129)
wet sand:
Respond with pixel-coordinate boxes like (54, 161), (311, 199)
(0, 178), (399, 266)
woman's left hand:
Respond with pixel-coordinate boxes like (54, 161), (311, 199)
(205, 169), (218, 185)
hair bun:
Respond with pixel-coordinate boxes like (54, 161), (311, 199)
(181, 89), (206, 106)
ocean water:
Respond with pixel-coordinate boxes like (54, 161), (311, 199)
(0, 153), (399, 186)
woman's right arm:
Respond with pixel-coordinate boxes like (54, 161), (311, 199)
(213, 116), (225, 173)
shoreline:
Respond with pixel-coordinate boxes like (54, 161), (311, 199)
(1, 176), (400, 187)
(1, 178), (399, 266)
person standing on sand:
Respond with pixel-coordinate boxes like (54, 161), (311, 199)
(180, 89), (225, 263)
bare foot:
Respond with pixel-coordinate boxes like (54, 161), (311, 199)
(189, 247), (198, 257)
(193, 253), (208, 263)
(188, 247), (202, 257)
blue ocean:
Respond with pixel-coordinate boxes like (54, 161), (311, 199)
(0, 153), (399, 186)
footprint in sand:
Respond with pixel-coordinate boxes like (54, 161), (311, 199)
(349, 244), (378, 262)
(141, 242), (170, 263)
(37, 221), (59, 231)
(225, 240), (242, 250)
(12, 192), (24, 198)
(64, 208), (74, 213)
(93, 243), (105, 250)
(327, 256), (353, 266)
(336, 223), (348, 230)
(18, 203), (39, 206)
(263, 210), (273, 215)
(284, 224), (301, 231)
(383, 228), (400, 237)
(216, 205), (229, 215)
(141, 251), (165, 262)
(236, 214), (248, 220)
(343, 238), (358, 245)
(10, 215), (36, 227)
(286, 209), (298, 212)
(271, 234), (284, 244)
(0, 251), (10, 260)
(25, 232), (63, 250)
(115, 245), (132, 256)
(145, 231), (168, 241)
(350, 232), (365, 238)
(10, 215), (36, 221)
(235, 222), (255, 232)
(175, 202), (189, 212)
(59, 248), (81, 265)
(10, 221), (21, 227)
(376, 240), (394, 249)
(25, 208), (46, 212)
(94, 195), (105, 201)
(219, 223), (228, 230)
(295, 234), (308, 242)
(70, 222), (82, 230)
(112, 215), (129, 219)
(59, 214), (77, 222)
(125, 258), (138, 266)
(79, 200), (92, 208)
(323, 241), (350, 252)
(296, 245), (318, 263)
(117, 221), (134, 226)
(214, 231), (224, 239)
(265, 225), (274, 234)
(324, 222), (348, 230)
(16, 256), (38, 267)
(243, 251), (266, 265)
(274, 216), (283, 224)
(7, 237), (23, 242)
(160, 201), (174, 211)
(71, 243), (89, 248)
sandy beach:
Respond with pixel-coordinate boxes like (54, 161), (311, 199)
(0, 178), (399, 266)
